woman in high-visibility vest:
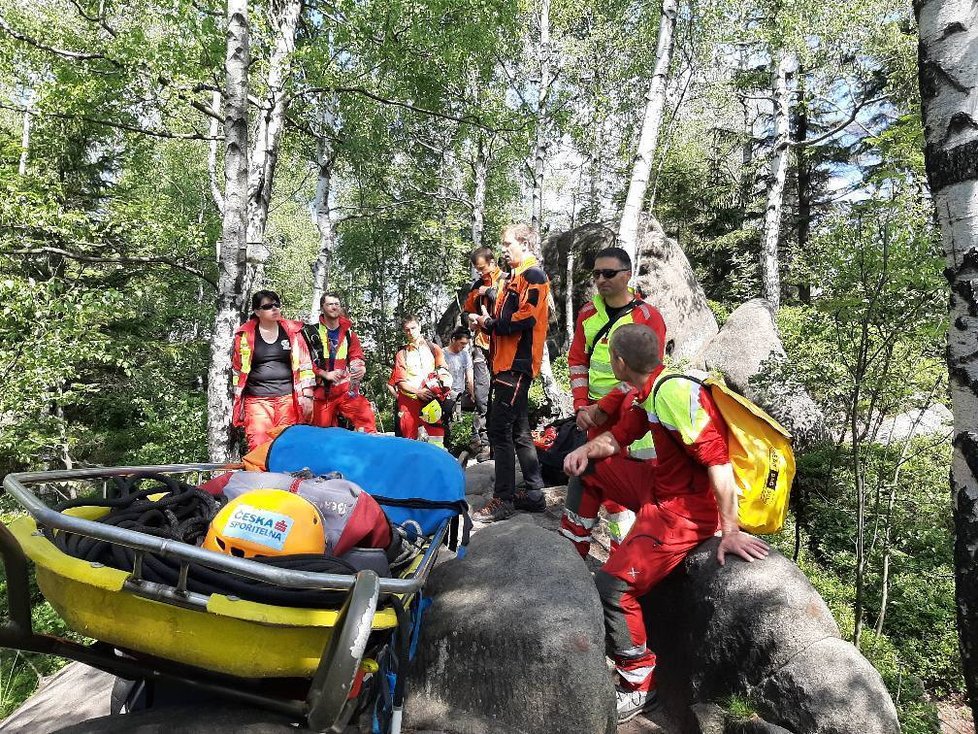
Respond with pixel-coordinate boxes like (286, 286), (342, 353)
(231, 290), (316, 450)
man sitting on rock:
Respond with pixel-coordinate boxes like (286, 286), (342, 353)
(562, 323), (769, 723)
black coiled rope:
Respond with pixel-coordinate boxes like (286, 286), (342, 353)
(47, 473), (358, 608)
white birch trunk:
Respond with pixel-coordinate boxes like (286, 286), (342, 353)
(530, 0), (551, 231)
(208, 90), (225, 222)
(243, 0), (301, 293)
(565, 249), (574, 347)
(471, 136), (488, 248)
(760, 50), (793, 313)
(616, 0), (678, 265)
(206, 0), (250, 463)
(916, 0), (978, 715)
(309, 133), (337, 321)
(19, 108), (30, 175)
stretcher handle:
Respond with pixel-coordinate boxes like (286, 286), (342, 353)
(4, 464), (448, 595)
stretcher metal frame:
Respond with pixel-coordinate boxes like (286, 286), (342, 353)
(0, 463), (448, 733)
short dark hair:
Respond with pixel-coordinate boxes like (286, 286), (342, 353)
(470, 247), (494, 265)
(320, 292), (342, 307)
(401, 313), (420, 327)
(609, 324), (661, 374)
(594, 246), (632, 270)
(451, 326), (471, 341)
(251, 289), (280, 312)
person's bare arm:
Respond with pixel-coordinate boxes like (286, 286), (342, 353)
(563, 431), (621, 477)
(709, 463), (770, 565)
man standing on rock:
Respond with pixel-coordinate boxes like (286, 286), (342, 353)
(468, 223), (550, 522)
(389, 314), (452, 447)
(562, 323), (769, 723)
(463, 247), (505, 460)
(563, 246), (666, 554)
(304, 293), (376, 432)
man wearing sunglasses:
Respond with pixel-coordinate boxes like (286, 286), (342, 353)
(560, 247), (666, 556)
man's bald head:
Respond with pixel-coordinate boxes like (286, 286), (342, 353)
(609, 324), (662, 375)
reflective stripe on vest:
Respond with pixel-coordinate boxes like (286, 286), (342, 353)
(640, 370), (712, 445)
(318, 323), (350, 362)
(239, 334), (252, 376)
(581, 294), (640, 399)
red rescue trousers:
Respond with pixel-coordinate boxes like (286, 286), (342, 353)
(567, 454), (719, 693)
(243, 394), (298, 451)
(313, 390), (377, 433)
(396, 394), (445, 445)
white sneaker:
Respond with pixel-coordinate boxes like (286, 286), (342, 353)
(615, 687), (658, 723)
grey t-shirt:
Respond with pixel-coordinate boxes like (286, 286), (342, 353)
(443, 347), (472, 398)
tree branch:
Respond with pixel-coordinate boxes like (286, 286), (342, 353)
(7, 246), (217, 288)
(0, 101), (221, 141)
(67, 0), (117, 37)
(791, 95), (889, 148)
(291, 85), (512, 133)
(0, 14), (109, 61)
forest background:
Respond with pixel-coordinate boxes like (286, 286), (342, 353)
(0, 0), (963, 730)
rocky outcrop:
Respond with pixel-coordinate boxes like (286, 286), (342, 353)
(405, 519), (616, 734)
(872, 402), (952, 445)
(542, 217), (718, 360)
(631, 217), (719, 362)
(699, 299), (827, 450)
(647, 538), (899, 733)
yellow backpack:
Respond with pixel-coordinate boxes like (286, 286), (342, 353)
(653, 373), (795, 534)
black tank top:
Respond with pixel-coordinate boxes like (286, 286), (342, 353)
(245, 324), (293, 397)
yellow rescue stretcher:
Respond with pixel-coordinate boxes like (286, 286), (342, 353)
(0, 456), (461, 734)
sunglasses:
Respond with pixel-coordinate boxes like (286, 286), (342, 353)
(257, 302), (281, 311)
(591, 268), (629, 280)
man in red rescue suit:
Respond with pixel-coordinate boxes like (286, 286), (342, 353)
(388, 313), (452, 446)
(562, 246), (667, 553)
(562, 324), (769, 723)
(463, 246), (505, 459)
(468, 223), (550, 522)
(306, 293), (377, 432)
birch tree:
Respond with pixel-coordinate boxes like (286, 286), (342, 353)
(759, 49), (793, 311)
(616, 0), (679, 265)
(529, 0), (551, 231)
(207, 0), (250, 462)
(915, 0), (978, 715)
(242, 0), (302, 294)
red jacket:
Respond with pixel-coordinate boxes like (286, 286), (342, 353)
(567, 295), (667, 410)
(388, 340), (450, 397)
(231, 318), (316, 427)
(312, 316), (366, 399)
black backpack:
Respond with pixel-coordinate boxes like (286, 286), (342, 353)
(535, 417), (586, 486)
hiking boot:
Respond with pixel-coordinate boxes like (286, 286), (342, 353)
(513, 489), (546, 513)
(472, 497), (514, 523)
(615, 687), (658, 723)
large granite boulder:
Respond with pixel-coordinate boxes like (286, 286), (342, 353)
(872, 402), (953, 445)
(631, 216), (719, 362)
(646, 538), (899, 733)
(405, 519), (616, 734)
(542, 218), (718, 360)
(699, 299), (827, 450)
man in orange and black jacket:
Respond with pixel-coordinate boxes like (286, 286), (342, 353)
(468, 223), (550, 523)
(463, 246), (505, 459)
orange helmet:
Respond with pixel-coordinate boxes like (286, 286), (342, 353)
(202, 489), (326, 558)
